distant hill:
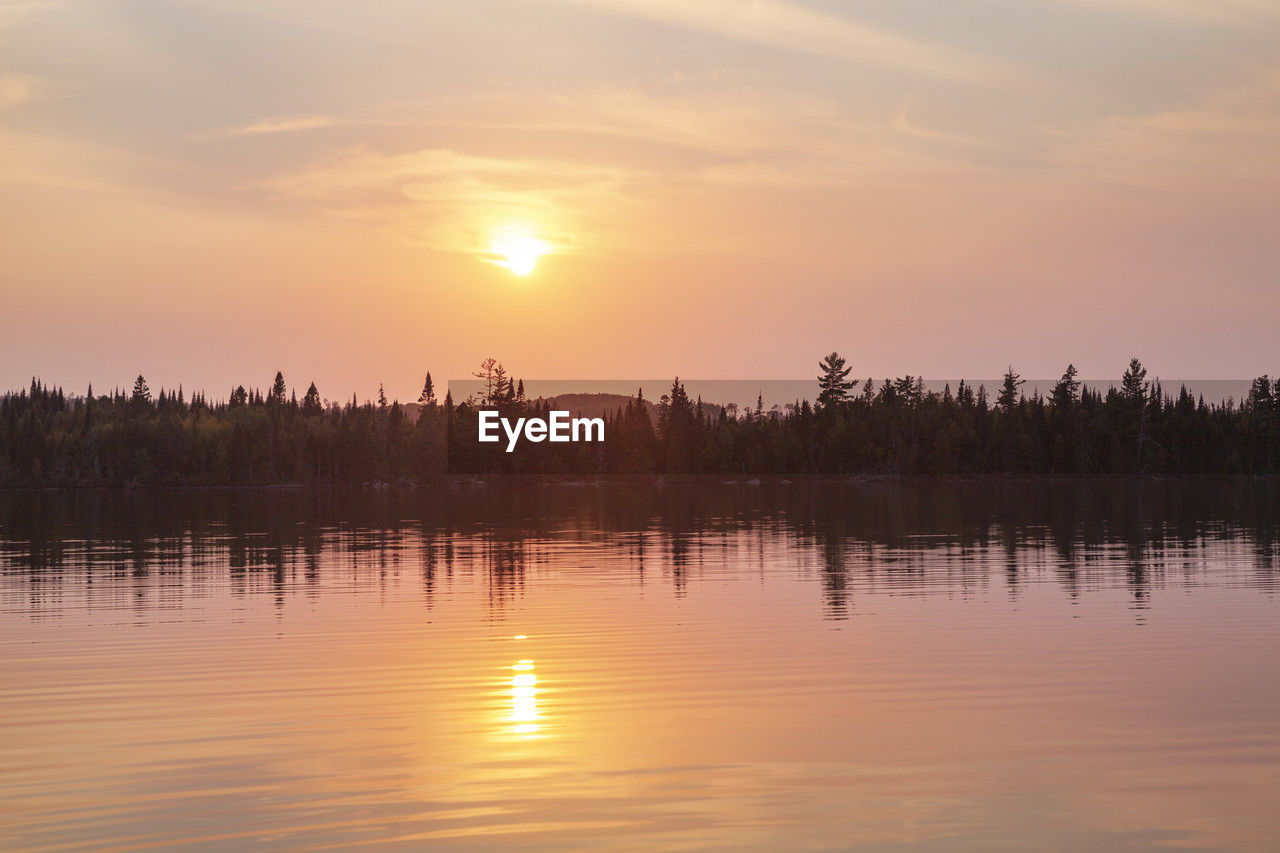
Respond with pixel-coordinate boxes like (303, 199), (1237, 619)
(543, 393), (723, 423)
(405, 393), (723, 424)
(541, 393), (642, 420)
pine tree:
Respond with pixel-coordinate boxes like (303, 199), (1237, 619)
(491, 363), (510, 405)
(131, 375), (151, 406)
(473, 358), (498, 402)
(1051, 364), (1080, 409)
(1120, 357), (1148, 402)
(269, 371), (287, 406)
(997, 367), (1023, 412)
(418, 373), (436, 406)
(816, 352), (855, 408)
(860, 378), (875, 404)
(302, 382), (322, 416)
(1120, 357), (1150, 469)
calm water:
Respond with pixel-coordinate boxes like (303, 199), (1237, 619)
(3, 480), (1279, 851)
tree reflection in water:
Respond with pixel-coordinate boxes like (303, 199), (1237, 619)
(2, 479), (1278, 622)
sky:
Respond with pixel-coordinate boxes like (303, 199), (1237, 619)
(2, 0), (1278, 402)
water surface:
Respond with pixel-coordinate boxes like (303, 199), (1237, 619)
(3, 480), (1279, 850)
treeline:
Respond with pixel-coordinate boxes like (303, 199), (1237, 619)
(0, 373), (446, 486)
(2, 355), (1279, 485)
(452, 356), (1280, 476)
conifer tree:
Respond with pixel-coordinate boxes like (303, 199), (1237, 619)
(131, 375), (151, 406)
(1051, 364), (1080, 409)
(473, 358), (498, 402)
(269, 371), (287, 406)
(302, 382), (322, 416)
(860, 379), (875, 404)
(490, 363), (510, 405)
(1120, 357), (1150, 469)
(816, 352), (855, 408)
(1121, 357), (1148, 402)
(997, 367), (1023, 412)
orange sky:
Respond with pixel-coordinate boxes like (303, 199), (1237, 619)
(2, 1), (1278, 401)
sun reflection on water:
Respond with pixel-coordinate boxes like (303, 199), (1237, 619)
(510, 658), (539, 735)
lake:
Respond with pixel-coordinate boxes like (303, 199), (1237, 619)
(2, 480), (1279, 850)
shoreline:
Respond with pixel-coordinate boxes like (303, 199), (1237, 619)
(3, 472), (1278, 493)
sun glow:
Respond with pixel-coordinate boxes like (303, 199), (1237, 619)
(510, 660), (539, 735)
(490, 232), (551, 276)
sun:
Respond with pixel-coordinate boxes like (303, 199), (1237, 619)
(490, 233), (551, 276)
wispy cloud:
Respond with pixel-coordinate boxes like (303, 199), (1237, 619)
(248, 78), (1037, 254)
(0, 72), (47, 110)
(891, 97), (990, 149)
(235, 114), (336, 135)
(0, 126), (144, 193)
(556, 0), (1019, 85)
(261, 145), (640, 254)
(0, 1), (58, 32)
(190, 114), (338, 142)
(1022, 0), (1280, 25)
(1049, 67), (1280, 193)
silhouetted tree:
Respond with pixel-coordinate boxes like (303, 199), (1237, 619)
(1051, 364), (1080, 409)
(269, 371), (287, 406)
(302, 382), (322, 416)
(130, 375), (151, 406)
(418, 373), (436, 406)
(491, 363), (512, 405)
(1121, 357), (1148, 402)
(997, 367), (1023, 412)
(816, 352), (855, 408)
(473, 358), (498, 402)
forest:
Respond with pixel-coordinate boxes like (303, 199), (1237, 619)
(2, 354), (1278, 485)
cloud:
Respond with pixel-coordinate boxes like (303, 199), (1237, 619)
(446, 84), (1013, 186)
(265, 146), (627, 200)
(0, 125), (144, 193)
(0, 72), (45, 110)
(248, 77), (1040, 259)
(555, 0), (1018, 85)
(891, 97), (989, 149)
(1022, 0), (1280, 25)
(234, 114), (336, 135)
(190, 114), (338, 142)
(0, 1), (58, 32)
(261, 145), (641, 254)
(1049, 67), (1280, 194)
